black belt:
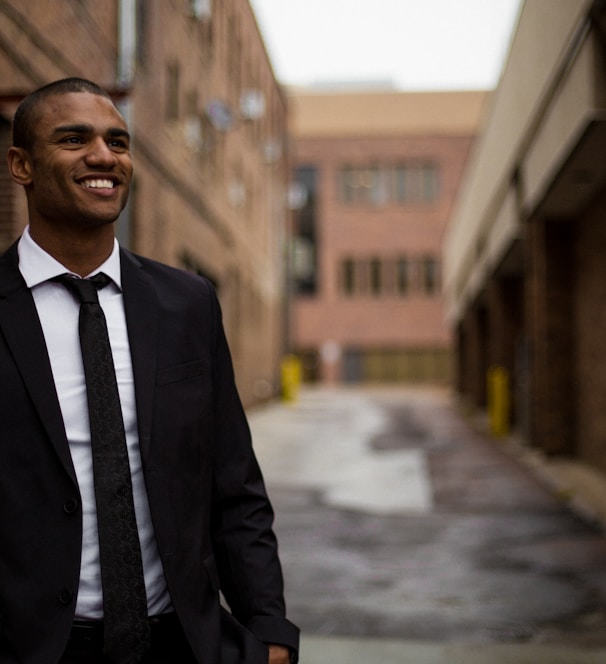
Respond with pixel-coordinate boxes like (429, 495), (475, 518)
(69, 612), (180, 651)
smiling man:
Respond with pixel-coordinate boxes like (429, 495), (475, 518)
(0, 78), (298, 664)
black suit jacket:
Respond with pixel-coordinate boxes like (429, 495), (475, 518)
(0, 241), (298, 663)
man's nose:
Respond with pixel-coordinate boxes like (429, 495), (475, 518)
(84, 137), (118, 166)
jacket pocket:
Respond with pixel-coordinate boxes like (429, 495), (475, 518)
(156, 360), (206, 386)
(220, 608), (269, 664)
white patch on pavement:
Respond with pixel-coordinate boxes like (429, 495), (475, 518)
(249, 389), (433, 515)
(326, 448), (432, 514)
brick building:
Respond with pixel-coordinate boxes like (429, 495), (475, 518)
(443, 0), (606, 474)
(288, 88), (487, 384)
(0, 0), (289, 406)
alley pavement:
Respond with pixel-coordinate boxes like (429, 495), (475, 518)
(248, 386), (606, 664)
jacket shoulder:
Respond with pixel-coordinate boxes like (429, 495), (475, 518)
(121, 249), (216, 297)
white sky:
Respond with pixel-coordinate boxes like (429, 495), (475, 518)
(249, 0), (524, 91)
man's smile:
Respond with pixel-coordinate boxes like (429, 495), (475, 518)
(79, 178), (116, 189)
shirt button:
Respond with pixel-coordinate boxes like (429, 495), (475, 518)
(58, 588), (73, 605)
(63, 498), (79, 514)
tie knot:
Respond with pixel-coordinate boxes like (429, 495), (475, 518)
(54, 273), (112, 304)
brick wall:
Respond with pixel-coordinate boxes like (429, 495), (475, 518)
(0, 120), (15, 249)
(526, 217), (574, 455)
(291, 129), (475, 383)
(575, 191), (606, 472)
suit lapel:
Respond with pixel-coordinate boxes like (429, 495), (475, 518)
(120, 249), (158, 461)
(0, 242), (77, 483)
(0, 243), (159, 476)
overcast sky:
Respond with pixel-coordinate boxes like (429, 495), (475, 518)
(249, 0), (523, 91)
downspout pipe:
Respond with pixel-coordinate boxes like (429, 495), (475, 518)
(116, 0), (136, 249)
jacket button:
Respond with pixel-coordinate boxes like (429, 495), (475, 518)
(63, 498), (79, 514)
(58, 588), (73, 605)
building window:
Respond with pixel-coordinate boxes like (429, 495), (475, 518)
(366, 167), (388, 205)
(370, 258), (382, 295)
(422, 256), (440, 295)
(293, 166), (318, 295)
(395, 163), (439, 203)
(421, 164), (439, 202)
(396, 257), (409, 295)
(136, 0), (149, 66)
(339, 255), (440, 297)
(394, 166), (412, 202)
(341, 167), (366, 203)
(339, 163), (440, 205)
(341, 258), (355, 296)
(166, 62), (180, 121)
(340, 166), (388, 205)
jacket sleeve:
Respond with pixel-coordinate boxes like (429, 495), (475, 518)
(207, 288), (299, 657)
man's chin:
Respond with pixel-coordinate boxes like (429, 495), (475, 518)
(77, 204), (127, 230)
(78, 216), (119, 231)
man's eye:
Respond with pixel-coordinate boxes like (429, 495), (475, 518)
(108, 139), (128, 149)
(63, 136), (83, 144)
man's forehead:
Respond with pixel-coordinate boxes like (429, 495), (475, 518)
(37, 91), (126, 128)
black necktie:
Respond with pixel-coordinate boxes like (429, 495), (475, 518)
(55, 273), (150, 663)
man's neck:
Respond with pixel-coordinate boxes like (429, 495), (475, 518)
(29, 224), (116, 277)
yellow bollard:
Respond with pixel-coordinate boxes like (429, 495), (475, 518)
(487, 365), (510, 437)
(281, 354), (302, 402)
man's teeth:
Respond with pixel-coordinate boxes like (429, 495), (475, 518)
(82, 179), (114, 189)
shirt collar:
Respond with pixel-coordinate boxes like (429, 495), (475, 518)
(18, 225), (122, 290)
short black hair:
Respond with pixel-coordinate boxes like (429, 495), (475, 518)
(12, 78), (113, 151)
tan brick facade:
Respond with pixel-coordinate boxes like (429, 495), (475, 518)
(289, 90), (486, 384)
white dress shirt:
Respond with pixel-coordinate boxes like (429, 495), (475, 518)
(18, 226), (171, 619)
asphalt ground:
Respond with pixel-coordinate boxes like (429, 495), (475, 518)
(248, 386), (606, 664)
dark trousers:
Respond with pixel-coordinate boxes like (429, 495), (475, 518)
(60, 613), (197, 663)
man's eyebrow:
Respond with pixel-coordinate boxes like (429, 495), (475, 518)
(51, 124), (130, 140)
(107, 127), (130, 140)
(52, 123), (93, 135)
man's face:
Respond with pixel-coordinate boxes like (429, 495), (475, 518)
(23, 91), (133, 233)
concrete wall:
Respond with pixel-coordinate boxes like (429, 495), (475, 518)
(444, 0), (606, 474)
(444, 0), (593, 320)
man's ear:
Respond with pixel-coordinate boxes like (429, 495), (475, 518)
(7, 147), (33, 186)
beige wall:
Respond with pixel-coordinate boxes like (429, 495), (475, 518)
(443, 0), (595, 322)
(444, 0), (606, 473)
(129, 1), (289, 404)
(0, 1), (119, 91)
